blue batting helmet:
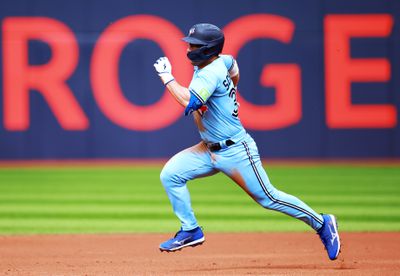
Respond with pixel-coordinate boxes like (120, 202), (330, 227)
(182, 23), (225, 63)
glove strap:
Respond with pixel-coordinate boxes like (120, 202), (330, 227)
(159, 73), (174, 85)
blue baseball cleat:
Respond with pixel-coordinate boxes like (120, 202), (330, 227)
(160, 227), (205, 252)
(317, 214), (341, 260)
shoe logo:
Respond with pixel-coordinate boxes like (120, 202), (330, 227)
(328, 224), (337, 245)
(172, 236), (192, 246)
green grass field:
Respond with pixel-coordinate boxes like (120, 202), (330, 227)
(0, 164), (399, 234)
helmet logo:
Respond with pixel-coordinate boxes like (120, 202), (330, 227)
(189, 27), (195, 36)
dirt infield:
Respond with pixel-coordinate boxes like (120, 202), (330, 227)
(0, 232), (399, 275)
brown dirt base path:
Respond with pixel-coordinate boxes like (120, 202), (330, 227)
(0, 232), (399, 276)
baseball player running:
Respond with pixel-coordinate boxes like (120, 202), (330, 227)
(153, 23), (340, 260)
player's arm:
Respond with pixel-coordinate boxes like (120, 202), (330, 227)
(165, 81), (191, 107)
(153, 57), (190, 107)
(230, 59), (240, 87)
(221, 54), (240, 87)
(154, 57), (205, 116)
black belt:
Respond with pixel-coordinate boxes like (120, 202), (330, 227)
(206, 139), (235, 152)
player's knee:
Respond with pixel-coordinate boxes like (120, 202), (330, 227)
(261, 199), (277, 210)
(159, 168), (170, 186)
(160, 166), (180, 187)
(256, 187), (279, 209)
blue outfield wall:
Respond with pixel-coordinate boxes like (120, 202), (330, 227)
(0, 0), (399, 159)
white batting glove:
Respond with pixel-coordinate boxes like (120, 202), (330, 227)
(153, 57), (175, 85)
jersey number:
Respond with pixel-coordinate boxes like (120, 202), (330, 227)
(223, 75), (239, 117)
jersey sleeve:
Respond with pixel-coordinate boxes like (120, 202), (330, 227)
(188, 70), (218, 104)
(220, 54), (235, 72)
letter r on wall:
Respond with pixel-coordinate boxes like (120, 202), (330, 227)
(2, 17), (88, 131)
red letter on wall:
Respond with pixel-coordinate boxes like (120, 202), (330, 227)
(325, 14), (396, 128)
(223, 15), (301, 130)
(2, 17), (88, 130)
(91, 15), (191, 131)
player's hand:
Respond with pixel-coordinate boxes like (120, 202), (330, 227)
(154, 57), (172, 74)
(154, 57), (174, 85)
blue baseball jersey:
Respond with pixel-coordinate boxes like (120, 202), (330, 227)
(188, 55), (244, 143)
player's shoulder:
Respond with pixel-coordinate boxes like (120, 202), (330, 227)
(219, 54), (235, 71)
(198, 57), (227, 78)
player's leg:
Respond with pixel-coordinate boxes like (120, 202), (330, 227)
(160, 141), (216, 230)
(216, 135), (340, 259)
(159, 142), (217, 251)
(217, 137), (324, 230)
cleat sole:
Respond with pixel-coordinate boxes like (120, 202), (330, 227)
(159, 237), (205, 252)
